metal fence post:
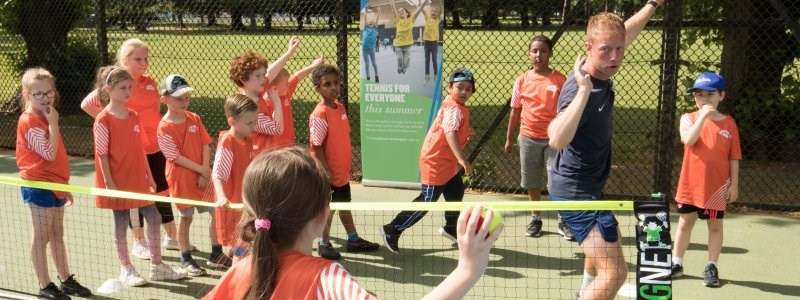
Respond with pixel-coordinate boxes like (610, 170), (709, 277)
(95, 0), (108, 65)
(336, 0), (348, 109)
(653, 0), (682, 195)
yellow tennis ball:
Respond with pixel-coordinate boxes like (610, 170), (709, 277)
(477, 207), (503, 234)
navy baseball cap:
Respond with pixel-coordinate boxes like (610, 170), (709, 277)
(160, 74), (194, 97)
(448, 67), (476, 92)
(686, 72), (726, 93)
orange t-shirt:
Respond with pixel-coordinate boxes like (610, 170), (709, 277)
(83, 74), (162, 154)
(203, 251), (372, 300)
(212, 130), (253, 246)
(157, 112), (212, 210)
(93, 109), (154, 210)
(420, 95), (471, 185)
(510, 70), (566, 139)
(16, 112), (70, 198)
(309, 101), (352, 187)
(675, 112), (742, 211)
(273, 75), (300, 149)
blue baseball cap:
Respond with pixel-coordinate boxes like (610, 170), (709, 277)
(686, 72), (726, 93)
(448, 67), (476, 92)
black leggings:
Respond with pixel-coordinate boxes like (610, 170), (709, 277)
(129, 152), (174, 228)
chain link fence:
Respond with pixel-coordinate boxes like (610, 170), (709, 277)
(1, 0), (798, 212)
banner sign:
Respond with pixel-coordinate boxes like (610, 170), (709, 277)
(359, 0), (444, 188)
(635, 193), (673, 300)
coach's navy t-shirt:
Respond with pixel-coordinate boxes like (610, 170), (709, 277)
(548, 70), (614, 198)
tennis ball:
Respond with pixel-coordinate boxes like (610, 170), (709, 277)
(476, 207), (503, 235)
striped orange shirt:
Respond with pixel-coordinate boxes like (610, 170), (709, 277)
(157, 111), (212, 210)
(309, 102), (352, 187)
(419, 95), (471, 185)
(16, 112), (70, 198)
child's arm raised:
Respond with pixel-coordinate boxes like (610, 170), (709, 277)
(42, 105), (61, 160)
(679, 105), (715, 146)
(410, 0), (428, 20)
(267, 88), (284, 134)
(80, 90), (103, 118)
(266, 36), (300, 82)
(293, 55), (325, 81)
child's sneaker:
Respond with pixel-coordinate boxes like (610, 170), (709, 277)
(39, 282), (70, 300)
(526, 219), (543, 237)
(180, 258), (207, 277)
(59, 274), (92, 297)
(438, 227), (457, 243)
(132, 239), (151, 260)
(149, 263), (187, 281)
(207, 252), (232, 268)
(318, 242), (342, 260)
(346, 238), (380, 252)
(672, 263), (684, 278)
(162, 236), (179, 250)
(380, 225), (401, 254)
(119, 265), (147, 287)
(703, 264), (720, 287)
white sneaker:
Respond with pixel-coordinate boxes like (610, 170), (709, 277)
(162, 236), (197, 251)
(149, 263), (187, 281)
(132, 240), (151, 260)
(119, 265), (147, 287)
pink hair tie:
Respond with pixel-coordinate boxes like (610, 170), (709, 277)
(254, 218), (272, 231)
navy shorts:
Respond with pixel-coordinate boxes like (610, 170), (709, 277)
(331, 183), (352, 203)
(21, 187), (66, 208)
(550, 194), (619, 245)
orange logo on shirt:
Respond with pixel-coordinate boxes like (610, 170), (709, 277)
(719, 129), (731, 139)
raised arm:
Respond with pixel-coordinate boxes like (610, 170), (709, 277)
(80, 90), (103, 118)
(266, 36), (300, 82)
(390, 0), (399, 18)
(623, 0), (664, 48)
(293, 55), (324, 81)
(410, 0), (426, 20)
(372, 7), (382, 24)
(548, 56), (592, 150)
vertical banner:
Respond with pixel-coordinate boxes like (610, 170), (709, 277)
(635, 193), (673, 300)
(359, 0), (445, 187)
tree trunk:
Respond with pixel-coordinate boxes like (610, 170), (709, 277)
(328, 15), (335, 30)
(230, 8), (245, 31)
(177, 11), (185, 28)
(297, 15), (305, 30)
(249, 15), (257, 30)
(481, 1), (500, 28)
(451, 8), (462, 28)
(562, 0), (570, 24)
(135, 12), (148, 33)
(208, 13), (217, 26)
(119, 7), (128, 30)
(720, 0), (793, 160)
(263, 14), (272, 30)
(520, 9), (530, 28)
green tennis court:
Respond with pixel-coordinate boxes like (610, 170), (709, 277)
(0, 150), (797, 299)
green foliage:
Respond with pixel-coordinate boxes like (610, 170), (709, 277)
(464, 160), (496, 189)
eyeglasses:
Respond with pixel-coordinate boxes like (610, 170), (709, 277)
(30, 91), (56, 100)
(168, 76), (189, 92)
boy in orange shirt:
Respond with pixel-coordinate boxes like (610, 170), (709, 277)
(309, 64), (379, 260)
(212, 94), (260, 263)
(268, 54), (324, 148)
(672, 72), (741, 287)
(381, 68), (476, 254)
(157, 74), (221, 276)
(504, 35), (572, 240)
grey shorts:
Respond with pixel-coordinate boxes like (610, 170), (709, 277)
(178, 205), (214, 217)
(518, 135), (555, 190)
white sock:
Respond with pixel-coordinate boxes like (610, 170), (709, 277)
(708, 260), (717, 266)
(673, 256), (683, 266)
(581, 271), (594, 290)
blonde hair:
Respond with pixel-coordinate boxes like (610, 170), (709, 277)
(20, 68), (58, 109)
(116, 38), (149, 68)
(586, 12), (625, 42)
(93, 66), (132, 107)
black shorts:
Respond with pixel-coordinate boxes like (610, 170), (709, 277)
(676, 203), (724, 220)
(331, 183), (351, 203)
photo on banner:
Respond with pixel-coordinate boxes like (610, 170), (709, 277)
(359, 0), (445, 187)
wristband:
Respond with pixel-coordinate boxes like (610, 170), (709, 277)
(647, 0), (659, 8)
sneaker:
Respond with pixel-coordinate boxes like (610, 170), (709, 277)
(132, 239), (151, 260)
(380, 225), (401, 254)
(558, 221), (576, 241)
(703, 264), (720, 287)
(149, 263), (187, 281)
(39, 282), (70, 300)
(672, 263), (684, 278)
(119, 265), (147, 287)
(59, 274), (92, 297)
(526, 219), (543, 237)
(180, 259), (207, 277)
(375, 76), (380, 83)
(161, 237), (197, 251)
(207, 252), (232, 268)
(438, 227), (457, 243)
(346, 238), (380, 252)
(318, 242), (342, 260)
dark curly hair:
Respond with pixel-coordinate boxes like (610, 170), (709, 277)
(310, 64), (340, 87)
(229, 51), (268, 88)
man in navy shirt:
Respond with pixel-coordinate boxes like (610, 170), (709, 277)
(548, 1), (665, 299)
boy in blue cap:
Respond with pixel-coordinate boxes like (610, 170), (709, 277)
(672, 72), (741, 287)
